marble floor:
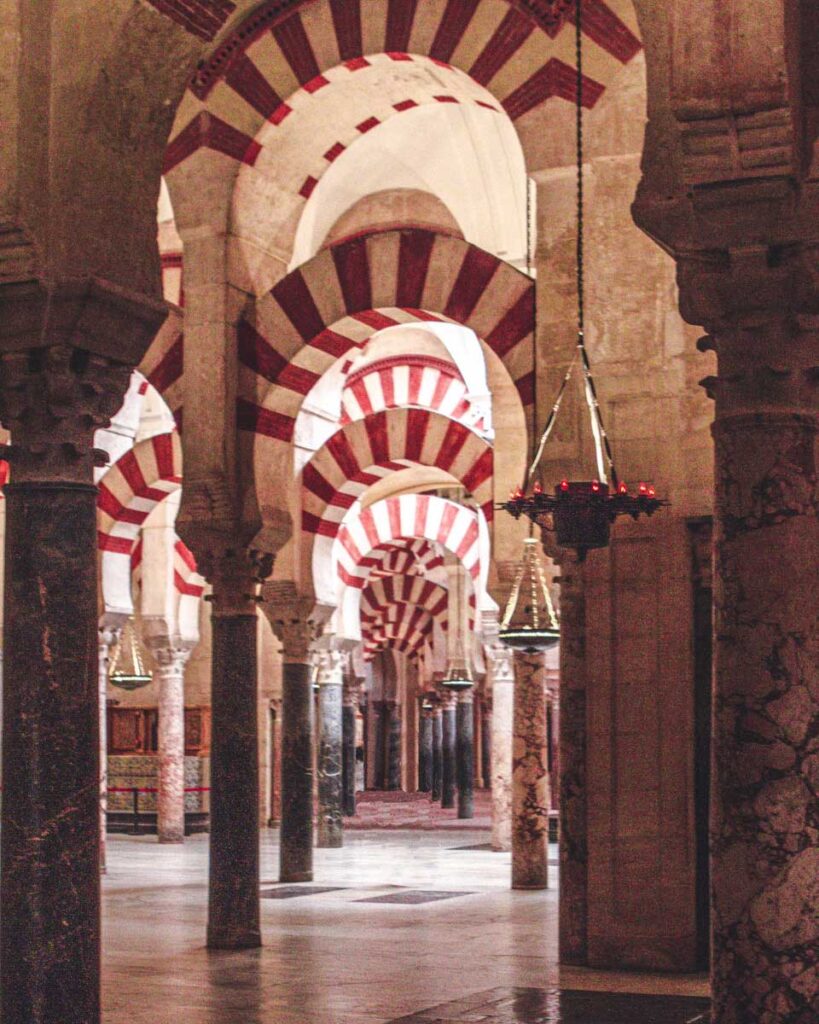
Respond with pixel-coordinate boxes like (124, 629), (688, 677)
(102, 830), (709, 1023)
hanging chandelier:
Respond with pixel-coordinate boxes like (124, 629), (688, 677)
(109, 619), (153, 691)
(499, 535), (560, 652)
(499, 0), (667, 560)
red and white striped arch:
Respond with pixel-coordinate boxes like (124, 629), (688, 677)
(364, 539), (446, 580)
(138, 310), (184, 430)
(97, 432), (183, 616)
(362, 605), (435, 662)
(239, 229), (530, 534)
(166, 0), (640, 174)
(333, 493), (487, 637)
(301, 406), (493, 537)
(361, 576), (449, 630)
(360, 575), (477, 637)
(341, 354), (483, 429)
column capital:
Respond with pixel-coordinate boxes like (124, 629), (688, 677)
(200, 547), (273, 617)
(0, 346), (132, 483)
(0, 278), (169, 483)
(485, 642), (514, 685)
(142, 631), (196, 671)
(262, 583), (328, 663)
(315, 647), (346, 686)
(342, 678), (362, 708)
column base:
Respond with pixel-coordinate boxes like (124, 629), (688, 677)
(206, 927), (262, 950)
(316, 835), (343, 850)
(158, 834), (185, 845)
(512, 880), (549, 891)
(279, 869), (313, 883)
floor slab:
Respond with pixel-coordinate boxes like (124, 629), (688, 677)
(101, 830), (709, 1023)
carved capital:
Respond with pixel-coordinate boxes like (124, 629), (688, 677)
(485, 642), (514, 685)
(0, 346), (131, 482)
(144, 634), (196, 673)
(262, 582), (328, 663)
(198, 546), (273, 617)
(676, 248), (819, 420)
(315, 647), (346, 687)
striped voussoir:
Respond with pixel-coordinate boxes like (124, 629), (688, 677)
(300, 407), (494, 540)
(138, 328), (184, 431)
(341, 354), (482, 429)
(334, 494), (482, 591)
(361, 576), (450, 632)
(364, 539), (446, 580)
(174, 539), (205, 598)
(97, 432), (183, 615)
(166, 0), (640, 173)
(242, 229), (531, 523)
(361, 603), (435, 662)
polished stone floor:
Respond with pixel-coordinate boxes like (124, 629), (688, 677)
(102, 830), (709, 1023)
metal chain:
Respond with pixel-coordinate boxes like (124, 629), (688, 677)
(574, 0), (619, 487)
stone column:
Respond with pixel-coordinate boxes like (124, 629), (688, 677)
(677, 251), (819, 1023)
(456, 688), (475, 819)
(481, 696), (492, 788)
(342, 679), (358, 816)
(440, 691), (457, 808)
(0, 339), (134, 1024)
(97, 622), (122, 873)
(201, 550), (268, 949)
(385, 700), (402, 791)
(145, 638), (194, 844)
(431, 706), (443, 801)
(556, 552), (587, 961)
(511, 651), (550, 890)
(487, 642), (514, 852)
(418, 705), (433, 792)
(369, 699), (385, 789)
(266, 592), (319, 883)
(315, 646), (344, 848)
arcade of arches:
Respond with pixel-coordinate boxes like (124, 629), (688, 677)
(0, 2), (816, 1023)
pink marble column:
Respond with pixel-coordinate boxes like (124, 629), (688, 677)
(97, 623), (122, 872)
(511, 651), (550, 890)
(487, 642), (514, 852)
(678, 252), (819, 1023)
(151, 642), (194, 844)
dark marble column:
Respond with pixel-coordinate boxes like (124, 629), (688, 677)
(556, 552), (587, 962)
(208, 599), (260, 947)
(481, 697), (492, 788)
(0, 341), (133, 1024)
(371, 700), (386, 789)
(431, 708), (443, 801)
(456, 689), (475, 819)
(385, 700), (402, 791)
(266, 594), (318, 883)
(511, 651), (550, 890)
(418, 708), (433, 792)
(440, 694), (457, 808)
(315, 648), (344, 848)
(342, 681), (358, 817)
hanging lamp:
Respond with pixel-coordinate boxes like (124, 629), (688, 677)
(499, 0), (667, 560)
(499, 534), (560, 652)
(109, 619), (153, 691)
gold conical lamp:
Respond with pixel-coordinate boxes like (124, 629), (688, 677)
(499, 535), (560, 652)
(109, 619), (153, 691)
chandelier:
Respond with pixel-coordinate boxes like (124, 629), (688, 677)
(499, 535), (560, 652)
(109, 619), (153, 691)
(499, 0), (667, 560)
